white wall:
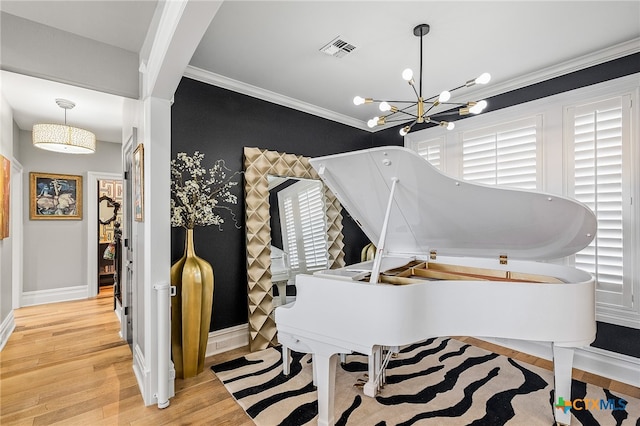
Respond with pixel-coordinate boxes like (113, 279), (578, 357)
(0, 95), (14, 333)
(0, 12), (139, 99)
(19, 129), (122, 299)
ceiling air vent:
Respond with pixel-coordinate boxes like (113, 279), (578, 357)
(319, 36), (356, 58)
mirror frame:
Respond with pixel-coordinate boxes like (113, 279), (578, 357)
(244, 147), (345, 351)
(98, 195), (120, 225)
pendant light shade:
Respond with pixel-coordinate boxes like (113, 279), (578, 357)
(33, 99), (96, 154)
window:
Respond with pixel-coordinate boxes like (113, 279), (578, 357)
(567, 95), (634, 317)
(461, 117), (541, 190)
(278, 179), (328, 273)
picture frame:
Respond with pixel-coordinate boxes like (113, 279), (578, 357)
(0, 155), (10, 238)
(133, 143), (144, 222)
(30, 172), (83, 220)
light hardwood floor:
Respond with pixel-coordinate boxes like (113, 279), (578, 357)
(1, 289), (638, 425)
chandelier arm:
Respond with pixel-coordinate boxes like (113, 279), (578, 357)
(383, 109), (420, 121)
(410, 84), (420, 100)
(447, 83), (467, 93)
(422, 103), (439, 116)
(438, 101), (468, 106)
(384, 118), (418, 124)
(374, 99), (421, 104)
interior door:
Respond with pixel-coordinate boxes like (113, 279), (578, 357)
(122, 132), (135, 348)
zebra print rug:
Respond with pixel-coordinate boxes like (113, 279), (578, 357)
(211, 337), (640, 425)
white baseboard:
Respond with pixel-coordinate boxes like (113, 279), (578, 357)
(0, 311), (16, 352)
(206, 323), (250, 357)
(21, 285), (88, 306)
(479, 337), (640, 387)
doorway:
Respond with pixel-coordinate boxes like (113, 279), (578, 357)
(97, 179), (123, 296)
(87, 172), (122, 299)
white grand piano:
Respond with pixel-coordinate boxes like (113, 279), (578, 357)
(275, 146), (597, 426)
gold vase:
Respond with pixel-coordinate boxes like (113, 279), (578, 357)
(170, 228), (214, 379)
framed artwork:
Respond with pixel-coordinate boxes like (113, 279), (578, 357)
(30, 172), (83, 220)
(0, 155), (10, 238)
(133, 143), (144, 222)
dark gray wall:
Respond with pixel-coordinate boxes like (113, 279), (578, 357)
(171, 52), (640, 358)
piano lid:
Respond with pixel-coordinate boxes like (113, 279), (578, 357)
(310, 146), (597, 261)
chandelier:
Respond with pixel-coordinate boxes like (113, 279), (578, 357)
(33, 99), (96, 154)
(353, 23), (491, 136)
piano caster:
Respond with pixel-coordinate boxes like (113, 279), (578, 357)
(363, 382), (377, 398)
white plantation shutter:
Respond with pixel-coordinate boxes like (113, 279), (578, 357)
(298, 184), (327, 268)
(413, 138), (443, 169)
(278, 180), (327, 273)
(462, 116), (540, 189)
(282, 197), (299, 270)
(569, 96), (630, 308)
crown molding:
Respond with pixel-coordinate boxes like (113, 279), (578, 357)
(467, 37), (640, 105)
(184, 38), (639, 133)
(183, 66), (369, 131)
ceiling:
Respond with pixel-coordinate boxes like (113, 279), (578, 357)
(2, 1), (639, 144)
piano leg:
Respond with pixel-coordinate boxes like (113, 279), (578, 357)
(282, 345), (291, 376)
(552, 344), (574, 426)
(314, 352), (338, 426)
(364, 345), (382, 397)
(276, 281), (287, 306)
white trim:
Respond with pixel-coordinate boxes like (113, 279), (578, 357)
(479, 337), (640, 388)
(0, 311), (15, 352)
(87, 171), (122, 299)
(184, 65), (368, 131)
(132, 343), (154, 406)
(597, 302), (640, 329)
(206, 323), (250, 357)
(114, 298), (123, 326)
(10, 157), (23, 309)
(22, 285), (88, 306)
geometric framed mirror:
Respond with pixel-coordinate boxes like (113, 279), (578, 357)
(243, 147), (345, 351)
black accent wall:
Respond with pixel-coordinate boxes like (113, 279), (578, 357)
(171, 78), (378, 331)
(172, 53), (640, 358)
